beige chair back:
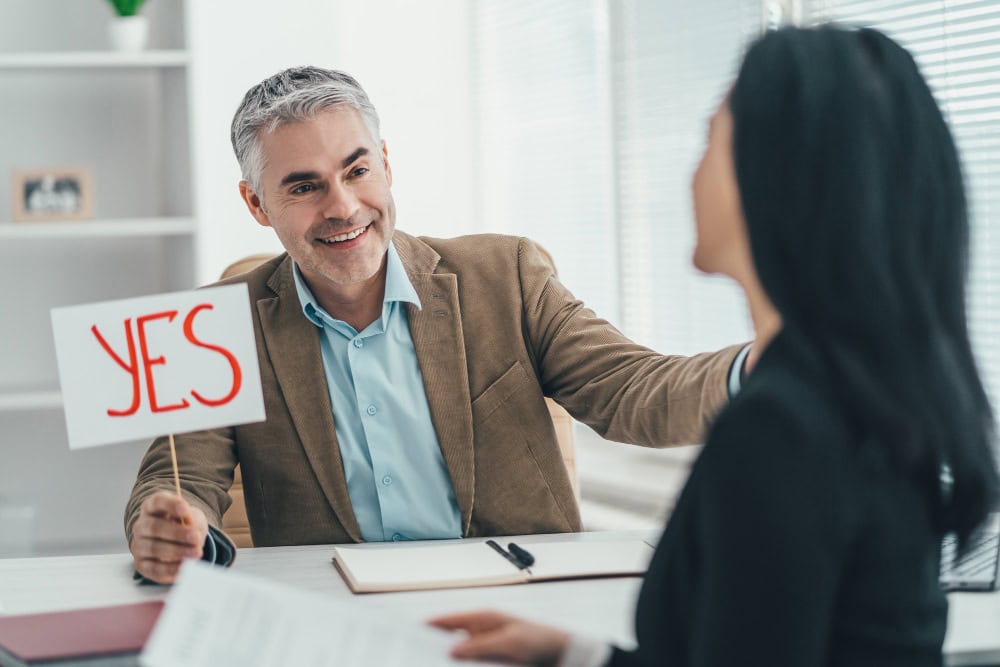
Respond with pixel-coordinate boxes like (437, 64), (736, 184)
(219, 253), (578, 548)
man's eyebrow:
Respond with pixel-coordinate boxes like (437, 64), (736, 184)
(279, 171), (321, 187)
(277, 148), (370, 186)
(342, 147), (369, 169)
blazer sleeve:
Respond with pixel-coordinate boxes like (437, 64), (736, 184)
(516, 237), (743, 446)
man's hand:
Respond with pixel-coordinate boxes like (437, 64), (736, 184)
(429, 611), (570, 666)
(129, 491), (209, 584)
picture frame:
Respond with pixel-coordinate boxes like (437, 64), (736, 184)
(11, 167), (94, 222)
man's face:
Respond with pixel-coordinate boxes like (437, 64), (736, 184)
(241, 107), (396, 295)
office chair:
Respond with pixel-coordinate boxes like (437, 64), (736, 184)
(218, 251), (579, 548)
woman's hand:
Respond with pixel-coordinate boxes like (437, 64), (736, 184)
(430, 610), (570, 666)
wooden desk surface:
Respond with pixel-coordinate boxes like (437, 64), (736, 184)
(0, 531), (996, 666)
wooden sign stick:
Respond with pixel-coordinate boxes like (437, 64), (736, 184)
(168, 433), (182, 498)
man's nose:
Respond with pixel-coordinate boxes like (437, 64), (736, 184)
(320, 181), (361, 222)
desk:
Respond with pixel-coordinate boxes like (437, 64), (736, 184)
(0, 531), (997, 666)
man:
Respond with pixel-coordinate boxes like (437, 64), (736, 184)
(126, 66), (750, 584)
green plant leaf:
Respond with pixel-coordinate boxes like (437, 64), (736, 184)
(106, 0), (146, 17)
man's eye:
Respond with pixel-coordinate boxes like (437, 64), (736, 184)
(350, 167), (369, 178)
(291, 183), (316, 194)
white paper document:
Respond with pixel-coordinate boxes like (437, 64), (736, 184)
(141, 560), (496, 667)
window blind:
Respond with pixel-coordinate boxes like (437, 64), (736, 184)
(611, 0), (759, 355)
(473, 0), (620, 323)
(473, 0), (760, 350)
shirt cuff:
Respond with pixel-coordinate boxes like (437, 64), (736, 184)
(559, 634), (613, 667)
(205, 525), (235, 566)
(727, 343), (753, 399)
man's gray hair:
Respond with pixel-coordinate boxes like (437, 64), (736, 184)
(231, 66), (381, 193)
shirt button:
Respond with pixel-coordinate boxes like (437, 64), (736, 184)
(382, 475), (393, 486)
(353, 338), (364, 349)
(392, 533), (403, 542)
(367, 404), (377, 415)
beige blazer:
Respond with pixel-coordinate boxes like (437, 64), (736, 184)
(125, 232), (741, 549)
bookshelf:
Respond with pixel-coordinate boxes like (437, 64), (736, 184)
(0, 0), (196, 556)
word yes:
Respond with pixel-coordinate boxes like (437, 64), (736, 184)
(91, 304), (243, 417)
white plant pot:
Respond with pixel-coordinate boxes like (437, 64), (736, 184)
(108, 15), (149, 52)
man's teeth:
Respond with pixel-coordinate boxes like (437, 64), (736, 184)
(323, 226), (368, 243)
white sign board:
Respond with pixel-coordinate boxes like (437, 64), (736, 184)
(51, 284), (265, 449)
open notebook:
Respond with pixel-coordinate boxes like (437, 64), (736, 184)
(332, 537), (656, 593)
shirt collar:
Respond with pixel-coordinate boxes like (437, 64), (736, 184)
(383, 241), (422, 309)
(292, 242), (422, 330)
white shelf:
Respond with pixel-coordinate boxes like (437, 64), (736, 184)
(0, 217), (196, 239)
(0, 390), (63, 412)
(0, 50), (188, 69)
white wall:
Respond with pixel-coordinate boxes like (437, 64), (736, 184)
(186, 0), (478, 285)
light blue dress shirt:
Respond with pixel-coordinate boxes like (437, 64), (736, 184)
(291, 244), (462, 543)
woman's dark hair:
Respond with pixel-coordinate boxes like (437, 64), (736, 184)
(729, 25), (998, 543)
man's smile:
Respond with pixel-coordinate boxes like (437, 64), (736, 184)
(318, 222), (372, 245)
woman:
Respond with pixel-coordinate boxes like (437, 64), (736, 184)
(431, 25), (999, 666)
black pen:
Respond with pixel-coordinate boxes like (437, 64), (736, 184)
(486, 539), (528, 569)
(508, 542), (535, 568)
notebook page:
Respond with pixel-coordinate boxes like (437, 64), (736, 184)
(524, 539), (655, 580)
(333, 542), (525, 592)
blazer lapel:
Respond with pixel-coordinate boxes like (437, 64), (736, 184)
(395, 233), (476, 534)
(258, 259), (362, 542)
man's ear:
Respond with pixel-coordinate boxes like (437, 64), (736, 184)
(381, 141), (392, 187)
(239, 181), (272, 228)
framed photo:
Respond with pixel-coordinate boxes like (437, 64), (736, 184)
(11, 168), (94, 222)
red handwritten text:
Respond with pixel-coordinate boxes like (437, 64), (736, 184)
(90, 303), (242, 417)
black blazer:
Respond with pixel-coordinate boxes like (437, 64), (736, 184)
(610, 329), (947, 667)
